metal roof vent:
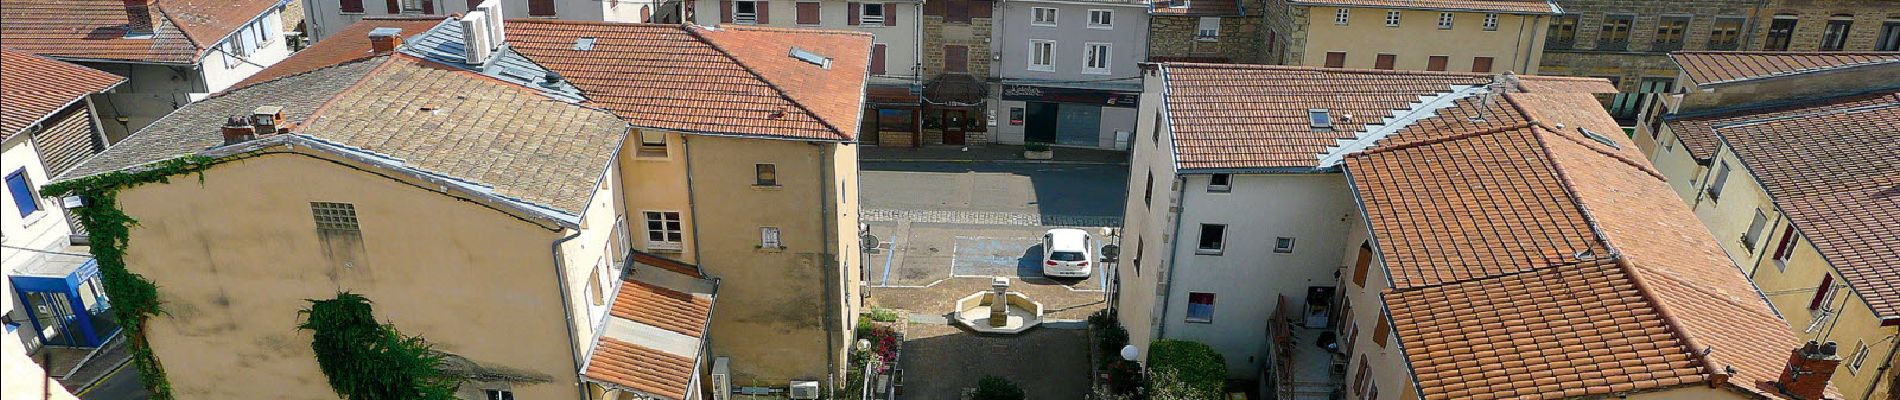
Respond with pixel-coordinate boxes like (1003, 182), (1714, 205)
(789, 47), (832, 69)
(1308, 108), (1333, 130)
(574, 37), (596, 51)
(1578, 127), (1621, 149)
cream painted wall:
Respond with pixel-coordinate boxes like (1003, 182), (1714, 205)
(566, 160), (628, 348)
(1747, 226), (1898, 400)
(1297, 7), (1545, 74)
(115, 152), (580, 399)
(1334, 204), (1410, 400)
(1686, 147), (1779, 272)
(3, 274), (78, 400)
(1637, 123), (1708, 203)
(618, 129), (699, 264)
(1114, 70), (1175, 364)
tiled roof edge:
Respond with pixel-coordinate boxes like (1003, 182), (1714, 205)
(1676, 53), (1900, 86)
(685, 26), (849, 140)
(1608, 256), (1728, 390)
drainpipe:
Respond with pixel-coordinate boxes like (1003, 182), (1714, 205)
(683, 134), (705, 270)
(550, 230), (590, 400)
(1153, 175), (1188, 340)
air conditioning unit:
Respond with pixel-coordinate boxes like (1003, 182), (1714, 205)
(788, 381), (821, 400)
(711, 358), (732, 400)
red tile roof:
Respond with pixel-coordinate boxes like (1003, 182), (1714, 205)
(0, 0), (282, 64)
(1, 49), (126, 140)
(1289, 0), (1556, 13)
(1664, 93), (1896, 161)
(507, 21), (872, 141)
(1344, 92), (1819, 399)
(584, 338), (696, 400)
(1672, 52), (1900, 87)
(228, 17), (446, 91)
(1159, 63), (1614, 170)
(1710, 93), (1900, 320)
(611, 280), (714, 338)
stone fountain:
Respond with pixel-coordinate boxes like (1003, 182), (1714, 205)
(953, 277), (1044, 334)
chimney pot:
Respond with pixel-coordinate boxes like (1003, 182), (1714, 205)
(222, 116), (255, 145)
(1777, 340), (1842, 400)
(368, 27), (404, 53)
(251, 106), (286, 135)
(121, 0), (157, 37)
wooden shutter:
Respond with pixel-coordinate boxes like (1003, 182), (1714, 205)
(945, 0), (968, 23)
(467, 0), (478, 10)
(529, 0), (555, 16)
(870, 44), (887, 75)
(884, 2), (897, 26)
(421, 0), (434, 14)
(1373, 54), (1394, 70)
(1324, 51), (1346, 68)
(342, 0), (364, 13)
(848, 1), (860, 25)
(722, 0), (734, 23)
(945, 45), (968, 72)
(1809, 274), (1834, 310)
(1372, 311), (1390, 347)
(1352, 244), (1372, 287)
(1772, 225), (1797, 260)
(924, 0), (943, 16)
(385, 0), (399, 13)
(1427, 55), (1448, 71)
(757, 1), (769, 23)
(796, 2), (820, 24)
(1472, 56), (1493, 73)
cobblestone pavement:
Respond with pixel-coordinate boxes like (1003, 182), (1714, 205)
(894, 322), (1092, 400)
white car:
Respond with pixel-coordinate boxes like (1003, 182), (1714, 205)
(1042, 228), (1093, 278)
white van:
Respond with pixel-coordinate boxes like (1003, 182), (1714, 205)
(1042, 228), (1093, 278)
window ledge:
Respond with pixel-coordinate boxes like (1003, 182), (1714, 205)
(1088, 25), (1112, 30)
(1195, 249), (1223, 256)
(752, 184), (784, 191)
(756, 246), (786, 253)
(1081, 69), (1111, 75)
(1185, 318), (1212, 324)
(1028, 66), (1056, 72)
(1195, 37), (1219, 42)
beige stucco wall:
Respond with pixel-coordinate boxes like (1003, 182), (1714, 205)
(1115, 70), (1175, 362)
(1747, 223), (1898, 400)
(117, 151), (581, 399)
(1296, 7), (1545, 74)
(618, 129), (699, 264)
(1684, 147), (1780, 272)
(1334, 205), (1412, 400)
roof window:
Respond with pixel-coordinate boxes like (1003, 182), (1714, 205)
(1578, 127), (1620, 149)
(1308, 108), (1333, 129)
(574, 37), (596, 51)
(789, 47), (832, 69)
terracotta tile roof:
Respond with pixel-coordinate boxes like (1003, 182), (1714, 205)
(632, 251), (706, 278)
(0, 0), (281, 64)
(1288, 0), (1556, 13)
(1159, 63), (1614, 170)
(1664, 93), (1896, 161)
(584, 338), (696, 400)
(1149, 0), (1241, 16)
(506, 21), (872, 141)
(1711, 93), (1900, 320)
(1, 49), (125, 140)
(228, 17), (445, 91)
(1345, 92), (1818, 399)
(1672, 52), (1900, 87)
(611, 280), (713, 338)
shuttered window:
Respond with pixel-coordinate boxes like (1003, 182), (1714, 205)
(1426, 55), (1448, 71)
(1353, 243), (1372, 287)
(1373, 54), (1394, 70)
(870, 43), (887, 75)
(1472, 56), (1493, 73)
(1324, 51), (1346, 68)
(341, 0), (365, 13)
(529, 0), (556, 16)
(796, 2), (820, 24)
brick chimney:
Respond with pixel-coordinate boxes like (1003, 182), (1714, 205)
(368, 27), (403, 54)
(222, 116), (255, 145)
(122, 0), (157, 37)
(1776, 340), (1840, 400)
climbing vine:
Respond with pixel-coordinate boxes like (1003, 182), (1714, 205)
(298, 292), (460, 400)
(41, 155), (219, 400)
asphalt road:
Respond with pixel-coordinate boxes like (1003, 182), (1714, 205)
(77, 362), (148, 400)
(860, 162), (1129, 218)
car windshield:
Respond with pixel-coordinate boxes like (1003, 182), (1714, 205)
(1050, 252), (1086, 262)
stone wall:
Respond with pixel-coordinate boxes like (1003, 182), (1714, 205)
(1540, 0), (1896, 93)
(922, 15), (995, 79)
(1257, 0), (1303, 65)
(1751, 0), (1897, 51)
(1148, 15), (1265, 63)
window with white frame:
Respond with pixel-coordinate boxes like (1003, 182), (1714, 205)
(1083, 43), (1110, 74)
(1335, 8), (1349, 25)
(1385, 11), (1400, 26)
(1186, 292), (1215, 323)
(643, 211), (684, 250)
(1088, 9), (1112, 28)
(1197, 17), (1220, 40)
(1196, 224), (1226, 254)
(861, 3), (886, 24)
(1029, 40), (1055, 71)
(760, 227), (782, 248)
(1274, 237), (1295, 253)
(1483, 13), (1498, 30)
(485, 389), (514, 400)
(734, 0), (759, 23)
(1438, 12), (1453, 29)
(1032, 7), (1057, 26)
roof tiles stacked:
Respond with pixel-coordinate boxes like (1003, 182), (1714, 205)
(1, 49), (125, 139)
(1672, 51), (1900, 86)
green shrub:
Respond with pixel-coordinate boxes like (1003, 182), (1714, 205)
(1025, 142), (1052, 152)
(972, 376), (1025, 400)
(299, 292), (458, 400)
(1146, 340), (1226, 400)
(867, 307), (900, 323)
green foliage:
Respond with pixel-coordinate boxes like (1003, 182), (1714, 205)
(298, 292), (460, 400)
(866, 306), (900, 323)
(40, 155), (219, 399)
(1142, 368), (1204, 400)
(1024, 142), (1053, 152)
(1146, 340), (1226, 400)
(972, 376), (1026, 400)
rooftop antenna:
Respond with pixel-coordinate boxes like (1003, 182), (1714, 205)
(1468, 71), (1519, 123)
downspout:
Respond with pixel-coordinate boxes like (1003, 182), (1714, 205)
(682, 134), (706, 272)
(550, 230), (591, 400)
(1153, 174), (1187, 340)
(915, 1), (926, 79)
(815, 141), (842, 399)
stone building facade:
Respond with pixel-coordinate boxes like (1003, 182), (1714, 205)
(1537, 0), (1897, 121)
(1146, 0), (1265, 63)
(917, 0), (996, 145)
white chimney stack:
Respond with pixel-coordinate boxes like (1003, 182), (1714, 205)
(460, 11), (493, 65)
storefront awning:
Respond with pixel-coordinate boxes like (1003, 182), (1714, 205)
(924, 74), (988, 106)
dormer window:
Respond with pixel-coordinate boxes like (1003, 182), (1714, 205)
(1308, 109), (1333, 129)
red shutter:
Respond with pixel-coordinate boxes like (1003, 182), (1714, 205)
(385, 0), (399, 13)
(529, 0), (555, 16)
(796, 2), (819, 24)
(847, 1), (860, 25)
(1352, 244), (1372, 287)
(884, 2), (897, 26)
(1373, 54), (1394, 70)
(757, 1), (769, 23)
(722, 0), (734, 23)
(1427, 55), (1448, 71)
(870, 44), (887, 75)
(1772, 225), (1797, 260)
(1324, 52), (1346, 68)
(1809, 274), (1834, 310)
(1372, 311), (1390, 347)
(1472, 56), (1494, 73)
(342, 0), (364, 13)
(421, 0), (434, 14)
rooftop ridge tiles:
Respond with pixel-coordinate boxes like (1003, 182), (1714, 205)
(1608, 256), (1725, 390)
(682, 25), (848, 141)
(1711, 102), (1900, 131)
(1498, 94), (1667, 181)
(1341, 122), (1537, 159)
(1667, 90), (1900, 122)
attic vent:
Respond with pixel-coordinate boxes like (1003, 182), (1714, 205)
(789, 47), (832, 69)
(574, 37), (596, 51)
(1578, 127), (1621, 149)
(1308, 109), (1333, 129)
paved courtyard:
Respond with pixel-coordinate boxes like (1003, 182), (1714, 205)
(861, 159), (1127, 399)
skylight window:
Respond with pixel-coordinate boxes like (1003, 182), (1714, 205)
(790, 47), (833, 69)
(1578, 127), (1620, 149)
(1308, 109), (1333, 129)
(574, 37), (596, 51)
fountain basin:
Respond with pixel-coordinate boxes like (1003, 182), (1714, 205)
(953, 290), (1045, 335)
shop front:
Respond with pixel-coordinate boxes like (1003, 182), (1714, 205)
(863, 84), (923, 147)
(921, 73), (990, 146)
(995, 83), (1139, 150)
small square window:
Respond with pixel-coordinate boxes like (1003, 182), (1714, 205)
(756, 164), (778, 186)
(1334, 8), (1349, 25)
(862, 3), (886, 24)
(1438, 12), (1453, 29)
(1208, 173), (1231, 193)
(1197, 17), (1220, 40)
(311, 202), (360, 232)
(761, 227), (782, 248)
(638, 130), (667, 157)
(1197, 224), (1226, 254)
(485, 389), (515, 400)
(734, 0), (758, 23)
(644, 211), (684, 249)
(1385, 11), (1400, 27)
(1032, 7), (1057, 26)
(1186, 292), (1214, 323)
(1482, 13), (1497, 31)
(1274, 237), (1295, 253)
(1088, 10), (1113, 28)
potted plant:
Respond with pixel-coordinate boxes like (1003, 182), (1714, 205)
(1024, 142), (1054, 160)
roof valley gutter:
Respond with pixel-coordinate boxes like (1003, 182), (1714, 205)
(551, 231), (592, 400)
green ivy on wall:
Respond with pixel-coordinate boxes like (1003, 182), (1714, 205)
(298, 292), (460, 400)
(42, 155), (220, 400)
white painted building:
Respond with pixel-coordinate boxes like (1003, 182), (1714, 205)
(302, 0), (669, 41)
